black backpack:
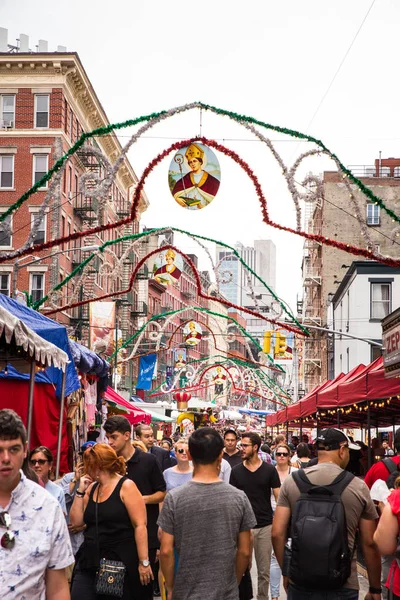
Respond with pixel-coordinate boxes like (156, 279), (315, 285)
(289, 469), (354, 590)
(383, 457), (400, 489)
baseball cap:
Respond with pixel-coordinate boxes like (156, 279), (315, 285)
(80, 441), (97, 453)
(224, 427), (238, 439)
(316, 428), (360, 451)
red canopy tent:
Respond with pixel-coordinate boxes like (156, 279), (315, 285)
(318, 365), (365, 408)
(104, 387), (151, 425)
(266, 357), (400, 428)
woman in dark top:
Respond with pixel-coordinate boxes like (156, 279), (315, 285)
(70, 443), (153, 600)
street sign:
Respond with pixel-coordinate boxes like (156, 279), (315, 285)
(382, 307), (400, 378)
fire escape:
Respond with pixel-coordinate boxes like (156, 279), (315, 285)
(301, 198), (323, 391)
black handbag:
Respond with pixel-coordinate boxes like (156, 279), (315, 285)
(94, 483), (126, 597)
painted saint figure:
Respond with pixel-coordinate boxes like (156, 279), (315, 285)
(172, 143), (220, 210)
(184, 321), (202, 346)
(154, 249), (182, 286)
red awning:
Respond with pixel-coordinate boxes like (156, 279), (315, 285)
(104, 387), (151, 425)
(318, 366), (365, 408)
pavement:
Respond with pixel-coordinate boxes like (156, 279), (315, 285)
(249, 558), (370, 598)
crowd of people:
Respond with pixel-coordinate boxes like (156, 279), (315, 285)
(2, 407), (400, 600)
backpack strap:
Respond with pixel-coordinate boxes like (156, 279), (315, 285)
(383, 458), (398, 475)
(292, 468), (354, 496)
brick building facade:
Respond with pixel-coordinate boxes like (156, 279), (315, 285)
(0, 49), (148, 391)
(301, 163), (400, 391)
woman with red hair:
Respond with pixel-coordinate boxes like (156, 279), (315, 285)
(70, 443), (153, 599)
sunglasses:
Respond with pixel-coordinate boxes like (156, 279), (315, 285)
(177, 448), (187, 454)
(0, 512), (15, 550)
(30, 459), (49, 466)
(276, 452), (289, 457)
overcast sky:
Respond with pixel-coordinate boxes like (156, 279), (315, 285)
(1, 0), (399, 312)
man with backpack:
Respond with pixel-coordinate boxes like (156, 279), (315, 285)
(272, 428), (381, 600)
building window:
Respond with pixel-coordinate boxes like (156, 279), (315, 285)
(31, 213), (46, 245)
(0, 213), (12, 248)
(30, 273), (44, 303)
(371, 282), (391, 319)
(1, 95), (15, 127)
(35, 95), (49, 128)
(371, 345), (383, 362)
(0, 273), (10, 296)
(33, 155), (48, 188)
(0, 155), (14, 188)
(366, 204), (380, 226)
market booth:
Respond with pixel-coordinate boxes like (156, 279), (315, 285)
(266, 357), (400, 466)
(0, 295), (80, 474)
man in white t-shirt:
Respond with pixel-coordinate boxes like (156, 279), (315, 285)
(0, 409), (73, 599)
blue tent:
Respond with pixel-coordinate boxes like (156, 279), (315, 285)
(238, 408), (274, 416)
(0, 295), (80, 398)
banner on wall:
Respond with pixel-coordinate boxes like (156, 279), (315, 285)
(89, 301), (115, 357)
(137, 354), (157, 390)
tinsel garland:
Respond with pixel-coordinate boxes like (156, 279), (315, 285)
(2, 101), (398, 226)
(38, 225), (305, 333)
(0, 102), (398, 270)
(44, 241), (305, 335)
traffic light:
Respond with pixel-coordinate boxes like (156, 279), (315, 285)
(263, 331), (271, 354)
(275, 331), (287, 356)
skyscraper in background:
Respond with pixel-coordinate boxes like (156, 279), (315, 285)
(216, 240), (277, 352)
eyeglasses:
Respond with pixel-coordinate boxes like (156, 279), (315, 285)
(276, 452), (289, 457)
(0, 512), (15, 550)
(177, 448), (187, 454)
(29, 459), (48, 466)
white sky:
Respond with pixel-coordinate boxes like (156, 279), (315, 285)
(1, 0), (399, 313)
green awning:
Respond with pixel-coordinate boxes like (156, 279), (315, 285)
(145, 409), (174, 423)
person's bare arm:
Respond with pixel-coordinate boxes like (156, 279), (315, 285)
(236, 530), (252, 584)
(121, 479), (153, 585)
(359, 517), (382, 595)
(272, 487), (280, 502)
(69, 476), (93, 527)
(45, 568), (70, 600)
(160, 531), (175, 595)
(374, 502), (398, 556)
(142, 490), (166, 505)
(271, 505), (291, 570)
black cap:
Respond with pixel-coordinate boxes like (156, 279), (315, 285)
(224, 428), (238, 439)
(316, 428), (360, 451)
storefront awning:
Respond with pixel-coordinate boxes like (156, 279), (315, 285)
(104, 387), (151, 425)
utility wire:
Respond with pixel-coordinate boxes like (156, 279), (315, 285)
(304, 0), (377, 134)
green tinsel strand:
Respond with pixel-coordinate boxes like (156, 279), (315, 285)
(200, 103), (400, 223)
(0, 112), (168, 223)
(107, 305), (264, 362)
(149, 353), (289, 403)
(4, 102), (398, 227)
(45, 227), (306, 335)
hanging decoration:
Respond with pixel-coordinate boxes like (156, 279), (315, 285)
(168, 142), (221, 210)
(1, 102), (399, 271)
(152, 248), (183, 287)
(182, 321), (203, 346)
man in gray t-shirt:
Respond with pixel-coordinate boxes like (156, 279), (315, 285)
(158, 428), (256, 600)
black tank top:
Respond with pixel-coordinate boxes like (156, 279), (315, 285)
(79, 476), (138, 570)
(77, 476), (152, 599)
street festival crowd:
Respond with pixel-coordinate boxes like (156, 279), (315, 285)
(4, 410), (400, 599)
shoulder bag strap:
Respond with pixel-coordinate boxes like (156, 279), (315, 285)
(94, 482), (101, 564)
(383, 457), (398, 474)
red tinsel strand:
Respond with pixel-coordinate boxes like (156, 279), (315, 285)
(45, 243), (304, 335)
(3, 136), (399, 269)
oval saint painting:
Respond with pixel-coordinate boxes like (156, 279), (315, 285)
(168, 142), (221, 210)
